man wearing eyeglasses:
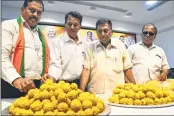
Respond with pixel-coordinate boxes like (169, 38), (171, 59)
(80, 18), (136, 95)
(45, 11), (85, 86)
(2, 0), (51, 98)
(128, 23), (169, 84)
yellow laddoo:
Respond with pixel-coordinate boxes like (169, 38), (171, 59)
(84, 108), (93, 116)
(71, 83), (78, 90)
(70, 99), (82, 112)
(54, 88), (64, 97)
(57, 102), (69, 112)
(146, 91), (156, 99)
(76, 110), (85, 115)
(41, 99), (51, 106)
(34, 110), (44, 115)
(82, 100), (92, 110)
(134, 99), (142, 105)
(62, 83), (72, 93)
(30, 100), (42, 112)
(45, 111), (55, 115)
(119, 98), (128, 105)
(58, 92), (67, 103)
(146, 98), (154, 105)
(43, 102), (54, 112)
(92, 106), (100, 115)
(96, 102), (104, 113)
(67, 90), (78, 100)
(66, 110), (76, 115)
(127, 98), (134, 105)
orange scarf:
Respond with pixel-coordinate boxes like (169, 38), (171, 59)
(13, 16), (50, 77)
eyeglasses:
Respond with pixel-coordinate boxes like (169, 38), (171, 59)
(66, 23), (80, 29)
(97, 29), (111, 34)
(143, 31), (155, 37)
(28, 8), (42, 16)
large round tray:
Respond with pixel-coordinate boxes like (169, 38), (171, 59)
(1, 103), (111, 115)
(108, 102), (174, 109)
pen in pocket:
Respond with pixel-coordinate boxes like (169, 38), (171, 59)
(156, 54), (161, 59)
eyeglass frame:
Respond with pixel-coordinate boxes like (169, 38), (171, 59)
(97, 28), (112, 34)
(65, 22), (81, 29)
(27, 7), (43, 16)
(142, 31), (155, 37)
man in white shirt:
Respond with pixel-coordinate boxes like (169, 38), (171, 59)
(43, 11), (85, 86)
(1, 0), (51, 98)
(128, 24), (169, 84)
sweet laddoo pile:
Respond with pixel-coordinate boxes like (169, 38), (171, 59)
(9, 79), (104, 115)
(108, 81), (174, 106)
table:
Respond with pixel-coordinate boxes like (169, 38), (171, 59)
(1, 98), (174, 115)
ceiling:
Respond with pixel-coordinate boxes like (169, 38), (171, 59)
(2, 0), (174, 25)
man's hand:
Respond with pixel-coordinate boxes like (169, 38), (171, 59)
(41, 74), (56, 83)
(12, 77), (35, 93)
(124, 68), (136, 84)
(157, 69), (168, 81)
(80, 68), (90, 92)
(157, 73), (167, 81)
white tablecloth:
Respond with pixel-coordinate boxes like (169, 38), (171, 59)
(1, 98), (174, 115)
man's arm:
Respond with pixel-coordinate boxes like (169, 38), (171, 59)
(158, 49), (169, 81)
(44, 37), (62, 82)
(122, 44), (136, 84)
(80, 67), (90, 91)
(80, 47), (92, 91)
(1, 21), (21, 84)
(124, 68), (136, 84)
(158, 69), (168, 81)
(2, 20), (35, 92)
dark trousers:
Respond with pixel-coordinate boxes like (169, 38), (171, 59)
(1, 78), (41, 98)
(63, 79), (80, 87)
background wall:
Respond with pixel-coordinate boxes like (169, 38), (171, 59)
(1, 6), (174, 68)
(155, 29), (174, 68)
(2, 6), (142, 34)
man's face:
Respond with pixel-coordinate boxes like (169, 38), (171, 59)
(48, 28), (56, 38)
(142, 25), (156, 45)
(119, 36), (125, 43)
(21, 1), (43, 28)
(87, 32), (92, 39)
(65, 15), (81, 38)
(97, 23), (112, 44)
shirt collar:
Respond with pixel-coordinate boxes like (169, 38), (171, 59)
(21, 16), (38, 32)
(96, 39), (117, 49)
(64, 31), (82, 44)
(139, 41), (156, 49)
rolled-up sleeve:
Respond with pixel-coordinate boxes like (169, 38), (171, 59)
(2, 21), (21, 84)
(84, 47), (92, 70)
(48, 37), (62, 80)
(161, 49), (170, 69)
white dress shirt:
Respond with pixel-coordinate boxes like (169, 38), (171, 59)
(2, 17), (43, 84)
(48, 32), (86, 81)
(128, 41), (169, 84)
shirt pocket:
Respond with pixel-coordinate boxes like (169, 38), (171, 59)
(153, 54), (162, 68)
(109, 55), (123, 74)
(35, 44), (43, 58)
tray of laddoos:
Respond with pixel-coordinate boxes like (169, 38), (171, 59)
(108, 80), (174, 108)
(5, 79), (111, 115)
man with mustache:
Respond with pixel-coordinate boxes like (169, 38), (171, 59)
(2, 0), (51, 98)
(44, 11), (85, 86)
(80, 18), (136, 94)
(128, 24), (169, 84)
